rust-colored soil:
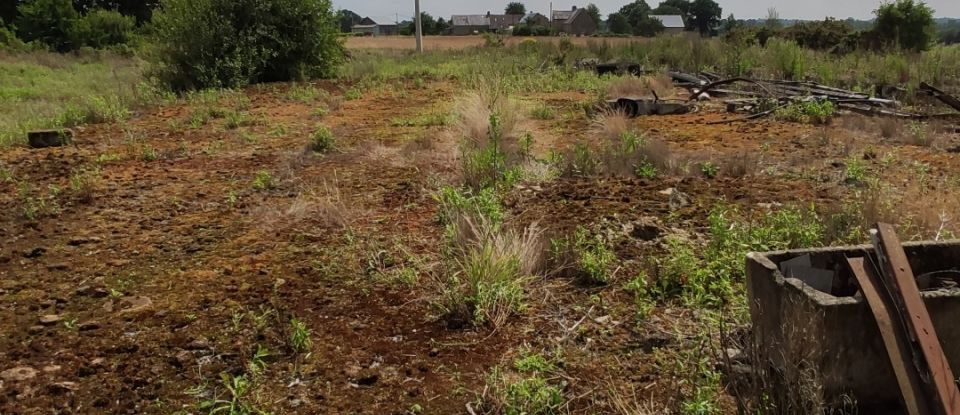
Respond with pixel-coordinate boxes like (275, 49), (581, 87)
(1, 77), (959, 414)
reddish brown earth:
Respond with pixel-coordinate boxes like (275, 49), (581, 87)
(1, 77), (958, 414)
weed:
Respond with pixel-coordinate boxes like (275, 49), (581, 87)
(550, 227), (617, 285)
(68, 167), (102, 203)
(775, 100), (835, 125)
(95, 153), (123, 164)
(344, 87), (362, 101)
(437, 215), (544, 328)
(199, 373), (264, 415)
(624, 272), (656, 319)
(223, 111), (252, 130)
(251, 171), (275, 191)
(457, 91), (528, 190)
(289, 318), (312, 353)
(700, 162), (719, 179)
(286, 84), (328, 103)
(141, 145), (159, 162)
(246, 345), (270, 378)
(844, 156), (867, 184)
(434, 186), (503, 227)
(309, 126), (335, 154)
(635, 161), (658, 179)
(481, 351), (565, 415)
(529, 104), (555, 120)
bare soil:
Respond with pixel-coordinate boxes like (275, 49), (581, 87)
(1, 76), (958, 414)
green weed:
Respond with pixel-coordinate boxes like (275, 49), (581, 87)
(251, 171), (275, 191)
(309, 126), (335, 154)
(289, 318), (312, 353)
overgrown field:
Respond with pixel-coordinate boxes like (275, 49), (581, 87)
(1, 38), (960, 414)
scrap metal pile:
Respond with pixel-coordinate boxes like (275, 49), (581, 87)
(669, 71), (960, 123)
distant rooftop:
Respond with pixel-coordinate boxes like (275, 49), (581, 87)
(451, 15), (490, 26)
(649, 15), (685, 29)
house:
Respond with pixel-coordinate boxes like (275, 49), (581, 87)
(451, 12), (522, 35)
(551, 6), (597, 36)
(649, 15), (686, 34)
(451, 14), (490, 35)
(351, 17), (399, 36)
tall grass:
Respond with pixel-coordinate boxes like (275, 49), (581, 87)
(0, 51), (149, 147)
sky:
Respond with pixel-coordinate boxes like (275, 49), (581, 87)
(332, 0), (960, 23)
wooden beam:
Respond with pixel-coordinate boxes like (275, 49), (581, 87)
(873, 224), (960, 415)
(847, 257), (931, 415)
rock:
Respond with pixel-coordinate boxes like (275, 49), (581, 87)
(428, 348), (440, 358)
(42, 365), (62, 374)
(78, 321), (100, 331)
(23, 247), (46, 259)
(185, 338), (211, 350)
(48, 381), (79, 393)
(102, 300), (114, 313)
(1, 366), (38, 382)
(118, 296), (152, 314)
(39, 315), (62, 326)
(28, 129), (74, 149)
(67, 236), (101, 246)
(46, 263), (69, 272)
(659, 188), (691, 210)
(28, 325), (45, 334)
(172, 350), (193, 368)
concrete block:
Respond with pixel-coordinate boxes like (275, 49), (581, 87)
(747, 241), (960, 413)
(28, 129), (73, 148)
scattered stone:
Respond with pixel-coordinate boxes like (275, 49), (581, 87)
(42, 365), (62, 374)
(173, 350), (193, 368)
(90, 358), (105, 367)
(118, 296), (152, 314)
(67, 236), (101, 246)
(27, 129), (73, 149)
(78, 321), (100, 331)
(428, 348), (440, 358)
(23, 247), (46, 259)
(594, 315), (613, 325)
(102, 300), (114, 313)
(28, 325), (45, 334)
(659, 188), (691, 210)
(185, 338), (211, 350)
(1, 366), (38, 382)
(48, 381), (79, 393)
(46, 263), (70, 272)
(39, 315), (62, 326)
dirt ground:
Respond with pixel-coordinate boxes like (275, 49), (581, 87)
(1, 71), (959, 414)
(345, 35), (647, 50)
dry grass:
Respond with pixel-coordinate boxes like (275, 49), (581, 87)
(254, 185), (354, 233)
(577, 110), (675, 178)
(720, 151), (759, 178)
(606, 75), (676, 99)
(436, 214), (546, 328)
(345, 35), (649, 51)
(456, 88), (530, 189)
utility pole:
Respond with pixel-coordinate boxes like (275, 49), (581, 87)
(414, 0), (423, 52)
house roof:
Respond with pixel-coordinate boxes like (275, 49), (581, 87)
(522, 12), (547, 23)
(649, 15), (685, 29)
(451, 15), (490, 26)
(352, 24), (378, 30)
(552, 10), (574, 21)
(359, 17), (377, 25)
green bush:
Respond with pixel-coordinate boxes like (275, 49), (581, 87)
(149, 0), (345, 91)
(69, 9), (135, 49)
(16, 0), (79, 52)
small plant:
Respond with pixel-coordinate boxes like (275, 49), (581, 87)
(251, 170), (275, 191)
(530, 104), (555, 120)
(141, 145), (159, 162)
(69, 167), (102, 203)
(775, 100), (835, 124)
(247, 344), (270, 378)
(309, 126), (335, 154)
(636, 161), (658, 179)
(481, 351), (565, 415)
(845, 156), (868, 184)
(289, 318), (312, 353)
(551, 227), (616, 285)
(434, 186), (503, 227)
(199, 373), (263, 415)
(700, 162), (719, 179)
(223, 111), (251, 130)
(344, 87), (363, 101)
(624, 272), (656, 319)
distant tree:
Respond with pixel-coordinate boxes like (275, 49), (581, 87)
(688, 0), (721, 36)
(435, 17), (450, 35)
(336, 9), (361, 33)
(873, 0), (935, 51)
(505, 2), (525, 15)
(765, 7), (781, 29)
(418, 12), (438, 35)
(69, 9), (134, 48)
(75, 0), (159, 25)
(635, 15), (665, 36)
(651, 5), (683, 15)
(16, 0), (79, 51)
(720, 13), (741, 34)
(607, 12), (631, 34)
(1, 1), (21, 25)
(658, 0), (690, 14)
(784, 18), (854, 50)
(618, 0), (651, 33)
(585, 3), (601, 25)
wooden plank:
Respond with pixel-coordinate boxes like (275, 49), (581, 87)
(874, 223), (960, 415)
(847, 257), (931, 415)
(920, 82), (960, 113)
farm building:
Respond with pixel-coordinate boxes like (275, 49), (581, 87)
(451, 15), (490, 35)
(451, 12), (522, 35)
(522, 12), (550, 27)
(552, 6), (597, 36)
(351, 17), (399, 36)
(649, 15), (686, 34)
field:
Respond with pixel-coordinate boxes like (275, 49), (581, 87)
(345, 35), (647, 50)
(1, 37), (960, 414)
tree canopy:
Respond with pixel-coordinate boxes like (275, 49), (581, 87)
(505, 2), (526, 15)
(607, 12), (631, 34)
(688, 0), (722, 35)
(585, 4), (601, 25)
(873, 0), (935, 51)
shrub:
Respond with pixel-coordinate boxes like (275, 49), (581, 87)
(309, 125), (335, 153)
(775, 100), (835, 125)
(765, 38), (806, 80)
(550, 226), (617, 285)
(149, 0), (345, 91)
(873, 0), (935, 52)
(15, 0), (78, 52)
(69, 9), (135, 49)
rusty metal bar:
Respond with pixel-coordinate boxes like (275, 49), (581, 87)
(873, 223), (960, 415)
(848, 257), (931, 415)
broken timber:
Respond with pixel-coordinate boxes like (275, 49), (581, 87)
(920, 82), (960, 113)
(847, 257), (931, 415)
(872, 224), (960, 415)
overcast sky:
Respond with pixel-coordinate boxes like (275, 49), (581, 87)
(332, 0), (960, 23)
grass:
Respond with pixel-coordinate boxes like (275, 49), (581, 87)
(480, 350), (565, 415)
(289, 318), (312, 353)
(550, 226), (617, 285)
(309, 125), (335, 154)
(457, 90), (529, 190)
(0, 51), (147, 147)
